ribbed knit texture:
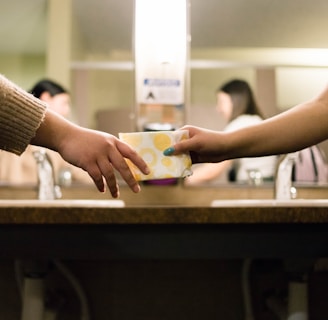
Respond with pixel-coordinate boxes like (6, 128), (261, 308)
(0, 75), (46, 155)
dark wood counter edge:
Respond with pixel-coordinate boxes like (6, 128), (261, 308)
(0, 205), (327, 224)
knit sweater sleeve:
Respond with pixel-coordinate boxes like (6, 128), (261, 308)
(0, 75), (47, 155)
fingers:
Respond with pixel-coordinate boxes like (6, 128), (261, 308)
(115, 165), (141, 194)
(87, 159), (122, 198)
(163, 139), (192, 156)
(84, 142), (147, 197)
(116, 141), (150, 175)
(163, 126), (197, 156)
(105, 146), (143, 194)
(163, 146), (176, 156)
(87, 169), (106, 194)
(95, 158), (120, 198)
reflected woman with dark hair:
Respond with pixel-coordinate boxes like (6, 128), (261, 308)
(30, 79), (71, 119)
(184, 79), (277, 185)
(30, 79), (66, 97)
(219, 79), (264, 121)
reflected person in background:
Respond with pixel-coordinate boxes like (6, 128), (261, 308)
(184, 79), (277, 185)
(0, 74), (149, 197)
(164, 84), (328, 174)
(0, 79), (91, 186)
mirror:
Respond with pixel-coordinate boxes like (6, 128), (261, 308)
(3, 1), (327, 188)
(71, 0), (328, 187)
(71, 0), (328, 123)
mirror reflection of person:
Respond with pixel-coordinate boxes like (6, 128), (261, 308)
(184, 79), (277, 185)
(0, 79), (95, 186)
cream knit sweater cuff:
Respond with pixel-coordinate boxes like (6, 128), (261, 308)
(0, 75), (47, 155)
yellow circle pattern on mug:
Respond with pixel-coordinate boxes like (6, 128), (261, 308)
(153, 133), (172, 151)
(119, 131), (192, 181)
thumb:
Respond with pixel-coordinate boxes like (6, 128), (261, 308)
(163, 125), (198, 156)
(163, 139), (191, 156)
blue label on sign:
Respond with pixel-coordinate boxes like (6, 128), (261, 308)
(144, 79), (180, 87)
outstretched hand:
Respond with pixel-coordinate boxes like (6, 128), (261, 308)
(59, 126), (150, 197)
(163, 125), (228, 164)
(32, 110), (150, 198)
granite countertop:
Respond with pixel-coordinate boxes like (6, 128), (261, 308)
(0, 199), (328, 225)
(0, 199), (328, 259)
(0, 183), (327, 226)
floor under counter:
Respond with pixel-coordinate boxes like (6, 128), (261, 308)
(1, 258), (328, 320)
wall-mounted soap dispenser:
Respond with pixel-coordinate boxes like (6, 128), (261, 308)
(134, 0), (190, 132)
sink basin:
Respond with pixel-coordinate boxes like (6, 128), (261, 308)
(211, 199), (328, 207)
(0, 199), (125, 207)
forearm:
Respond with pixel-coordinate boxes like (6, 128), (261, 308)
(31, 108), (74, 153)
(226, 90), (328, 159)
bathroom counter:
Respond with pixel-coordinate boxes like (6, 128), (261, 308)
(0, 199), (328, 225)
(1, 182), (328, 205)
(0, 199), (328, 260)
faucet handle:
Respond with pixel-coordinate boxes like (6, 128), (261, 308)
(33, 149), (62, 200)
(54, 185), (62, 199)
(274, 152), (300, 200)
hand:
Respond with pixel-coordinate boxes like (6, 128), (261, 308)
(163, 125), (228, 164)
(32, 110), (150, 198)
(58, 126), (150, 197)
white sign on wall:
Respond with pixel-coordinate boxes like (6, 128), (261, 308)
(141, 78), (183, 105)
(135, 0), (187, 105)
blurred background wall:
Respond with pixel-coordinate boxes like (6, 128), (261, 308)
(1, 0), (328, 133)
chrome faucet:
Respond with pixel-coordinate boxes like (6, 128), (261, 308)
(33, 149), (62, 200)
(274, 152), (300, 200)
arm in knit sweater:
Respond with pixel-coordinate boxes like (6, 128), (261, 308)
(0, 74), (46, 155)
(0, 75), (151, 197)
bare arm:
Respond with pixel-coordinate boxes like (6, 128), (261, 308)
(228, 86), (328, 157)
(165, 85), (328, 163)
